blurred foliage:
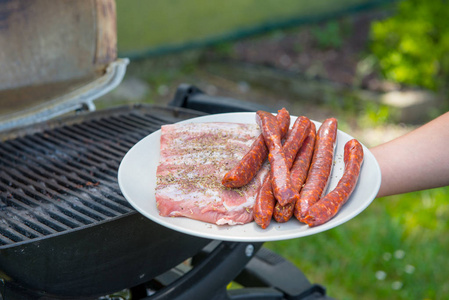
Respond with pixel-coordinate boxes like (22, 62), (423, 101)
(359, 101), (399, 127)
(370, 0), (449, 91)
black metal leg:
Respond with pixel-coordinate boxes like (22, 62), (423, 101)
(234, 247), (333, 300)
(169, 83), (274, 113)
(143, 242), (264, 300)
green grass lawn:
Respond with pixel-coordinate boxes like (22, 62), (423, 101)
(266, 186), (449, 299)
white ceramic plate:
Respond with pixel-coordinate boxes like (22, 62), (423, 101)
(118, 113), (381, 242)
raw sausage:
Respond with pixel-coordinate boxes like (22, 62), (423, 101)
(295, 118), (337, 220)
(294, 118), (338, 221)
(254, 116), (310, 227)
(273, 121), (316, 223)
(283, 116), (311, 170)
(290, 122), (317, 194)
(222, 108), (290, 188)
(254, 116), (311, 228)
(253, 175), (275, 229)
(256, 111), (299, 207)
(302, 139), (364, 226)
(273, 122), (316, 223)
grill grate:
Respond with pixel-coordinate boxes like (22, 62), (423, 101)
(0, 105), (202, 247)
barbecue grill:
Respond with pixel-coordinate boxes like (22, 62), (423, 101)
(0, 1), (332, 299)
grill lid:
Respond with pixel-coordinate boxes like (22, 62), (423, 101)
(0, 59), (129, 133)
(0, 0), (126, 132)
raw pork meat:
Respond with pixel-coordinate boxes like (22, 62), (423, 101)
(155, 122), (269, 225)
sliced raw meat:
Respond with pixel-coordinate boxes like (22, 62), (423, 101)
(155, 122), (269, 225)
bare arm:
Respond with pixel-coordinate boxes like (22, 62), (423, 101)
(370, 111), (449, 198)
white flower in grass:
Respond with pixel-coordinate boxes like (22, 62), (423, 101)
(375, 270), (387, 280)
(405, 264), (415, 274)
(394, 249), (405, 259)
(382, 252), (392, 261)
(391, 281), (403, 290)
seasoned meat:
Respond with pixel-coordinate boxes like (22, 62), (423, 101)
(155, 122), (269, 225)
